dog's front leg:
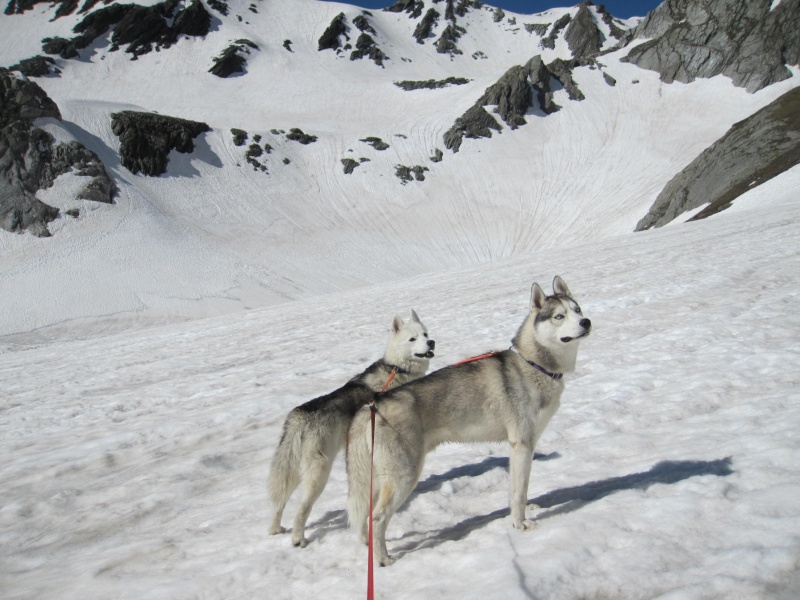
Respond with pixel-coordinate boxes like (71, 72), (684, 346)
(509, 440), (536, 530)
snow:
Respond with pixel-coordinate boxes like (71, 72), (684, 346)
(2, 0), (800, 597)
(2, 191), (800, 599)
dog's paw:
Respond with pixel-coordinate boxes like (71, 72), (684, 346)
(379, 555), (396, 567)
(512, 519), (537, 531)
(269, 525), (287, 535)
(292, 536), (309, 548)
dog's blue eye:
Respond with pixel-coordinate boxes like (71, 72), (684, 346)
(554, 314), (564, 320)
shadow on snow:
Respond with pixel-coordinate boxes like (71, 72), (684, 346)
(304, 456), (734, 553)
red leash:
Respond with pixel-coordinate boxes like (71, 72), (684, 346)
(451, 351), (500, 366)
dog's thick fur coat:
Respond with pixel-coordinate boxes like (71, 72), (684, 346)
(268, 310), (435, 547)
(347, 277), (591, 565)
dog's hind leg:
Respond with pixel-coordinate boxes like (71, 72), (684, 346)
(292, 453), (335, 547)
(508, 440), (536, 530)
(268, 428), (302, 535)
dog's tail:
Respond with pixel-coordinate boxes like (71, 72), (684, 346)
(268, 411), (303, 517)
(346, 406), (374, 543)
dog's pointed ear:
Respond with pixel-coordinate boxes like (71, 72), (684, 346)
(530, 283), (546, 311)
(410, 309), (421, 323)
(553, 275), (572, 298)
(392, 315), (405, 333)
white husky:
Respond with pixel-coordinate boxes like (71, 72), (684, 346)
(347, 277), (591, 565)
(268, 310), (435, 547)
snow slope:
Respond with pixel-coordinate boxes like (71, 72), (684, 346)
(2, 182), (800, 598)
(1, 0), (797, 339)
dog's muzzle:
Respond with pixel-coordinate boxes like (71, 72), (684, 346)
(560, 319), (591, 343)
(416, 339), (436, 358)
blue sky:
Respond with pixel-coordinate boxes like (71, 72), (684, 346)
(327, 1), (663, 19)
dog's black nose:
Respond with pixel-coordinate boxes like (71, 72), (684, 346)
(580, 318), (591, 330)
(428, 339), (435, 349)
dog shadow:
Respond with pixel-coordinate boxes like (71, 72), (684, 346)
(389, 457), (734, 560)
(306, 453), (560, 539)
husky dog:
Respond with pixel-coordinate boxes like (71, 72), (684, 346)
(347, 276), (591, 565)
(268, 310), (435, 547)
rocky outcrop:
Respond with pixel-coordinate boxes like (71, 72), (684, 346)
(394, 77), (470, 91)
(8, 56), (61, 78)
(435, 23), (465, 55)
(622, 0), (800, 93)
(318, 12), (348, 52)
(360, 137), (390, 151)
(443, 55), (586, 152)
(395, 164), (428, 184)
(636, 87), (800, 230)
(564, 2), (603, 59)
(386, 0), (423, 18)
(42, 0), (211, 60)
(413, 8), (439, 44)
(209, 39), (259, 78)
(1, 68), (114, 236)
(111, 111), (211, 176)
(285, 128), (317, 145)
(541, 13), (571, 50)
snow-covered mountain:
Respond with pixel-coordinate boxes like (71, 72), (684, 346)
(0, 0), (796, 339)
(2, 2), (800, 598)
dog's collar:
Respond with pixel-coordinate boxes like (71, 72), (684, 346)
(382, 360), (410, 375)
(510, 347), (563, 380)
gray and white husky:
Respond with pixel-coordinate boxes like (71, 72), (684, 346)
(268, 310), (435, 547)
(347, 277), (591, 565)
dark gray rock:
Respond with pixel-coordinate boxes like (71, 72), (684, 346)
(342, 158), (360, 174)
(493, 8), (505, 23)
(395, 164), (428, 184)
(394, 77), (470, 91)
(0, 68), (114, 236)
(413, 8), (439, 44)
(622, 0), (800, 93)
(541, 13), (571, 50)
(8, 56), (61, 78)
(285, 128), (317, 145)
(435, 23), (466, 56)
(353, 14), (376, 34)
(231, 128), (248, 146)
(525, 23), (549, 36)
(386, 0), (423, 18)
(360, 137), (390, 151)
(42, 0), (211, 61)
(602, 71), (617, 86)
(564, 2), (603, 59)
(430, 148), (443, 162)
(443, 105), (501, 152)
(350, 33), (388, 66)
(443, 55), (587, 152)
(636, 87), (800, 230)
(111, 110), (211, 176)
(318, 12), (348, 52)
(209, 39), (259, 78)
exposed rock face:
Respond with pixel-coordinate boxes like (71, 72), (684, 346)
(209, 39), (259, 78)
(622, 0), (800, 93)
(564, 2), (603, 59)
(394, 77), (470, 91)
(111, 111), (211, 176)
(386, 0), (424, 19)
(318, 12), (348, 52)
(395, 164), (428, 183)
(636, 87), (800, 230)
(541, 13), (571, 50)
(413, 8), (439, 44)
(285, 128), (317, 145)
(360, 137), (390, 151)
(42, 0), (211, 60)
(444, 55), (586, 152)
(1, 68), (114, 236)
(8, 56), (61, 78)
(435, 23), (465, 55)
